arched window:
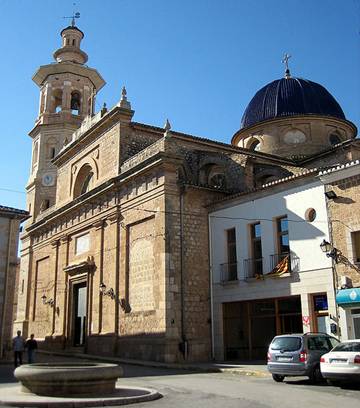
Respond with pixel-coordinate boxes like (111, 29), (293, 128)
(73, 164), (95, 198)
(80, 171), (94, 195)
(209, 173), (226, 189)
(46, 137), (57, 159)
(329, 133), (341, 146)
(71, 91), (81, 115)
(247, 139), (261, 151)
(40, 199), (50, 212)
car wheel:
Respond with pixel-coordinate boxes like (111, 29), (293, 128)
(272, 374), (285, 382)
(309, 365), (323, 384)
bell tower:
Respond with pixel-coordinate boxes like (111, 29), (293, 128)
(26, 21), (105, 223)
(14, 20), (105, 338)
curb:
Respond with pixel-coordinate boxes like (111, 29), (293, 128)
(0, 385), (162, 407)
(38, 350), (222, 373)
(38, 350), (270, 377)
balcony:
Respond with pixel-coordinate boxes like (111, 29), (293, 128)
(269, 253), (300, 275)
(220, 262), (238, 283)
(243, 257), (263, 279)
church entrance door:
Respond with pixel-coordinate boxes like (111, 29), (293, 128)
(73, 282), (87, 346)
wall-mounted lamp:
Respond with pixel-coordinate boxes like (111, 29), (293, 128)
(325, 190), (338, 200)
(41, 294), (55, 307)
(99, 283), (115, 300)
(99, 282), (130, 312)
(320, 239), (340, 263)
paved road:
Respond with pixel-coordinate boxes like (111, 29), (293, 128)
(0, 355), (359, 408)
(120, 370), (360, 408)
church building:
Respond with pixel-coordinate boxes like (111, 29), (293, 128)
(15, 23), (359, 362)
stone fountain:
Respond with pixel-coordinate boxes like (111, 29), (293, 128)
(15, 362), (123, 397)
(0, 362), (161, 407)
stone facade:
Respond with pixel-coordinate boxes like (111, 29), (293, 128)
(319, 164), (360, 289)
(0, 206), (27, 359)
(319, 162), (360, 340)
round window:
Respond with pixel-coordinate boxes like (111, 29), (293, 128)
(305, 208), (316, 222)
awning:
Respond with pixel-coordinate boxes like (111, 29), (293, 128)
(336, 288), (360, 307)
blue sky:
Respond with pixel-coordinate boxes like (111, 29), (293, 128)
(1, 0), (359, 211)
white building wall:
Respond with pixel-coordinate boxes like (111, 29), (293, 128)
(209, 180), (337, 360)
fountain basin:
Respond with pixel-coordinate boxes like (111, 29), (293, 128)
(14, 362), (123, 397)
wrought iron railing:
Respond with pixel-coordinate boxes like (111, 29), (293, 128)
(243, 257), (263, 279)
(269, 253), (300, 274)
(220, 262), (238, 283)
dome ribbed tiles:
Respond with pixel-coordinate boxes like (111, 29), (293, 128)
(241, 77), (345, 129)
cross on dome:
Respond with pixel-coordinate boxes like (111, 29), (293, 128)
(282, 53), (292, 78)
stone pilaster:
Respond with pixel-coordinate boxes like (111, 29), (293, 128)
(91, 219), (106, 334)
(13, 234), (32, 338)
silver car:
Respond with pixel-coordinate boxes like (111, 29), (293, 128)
(267, 333), (339, 383)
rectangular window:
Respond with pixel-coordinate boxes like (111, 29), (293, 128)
(227, 228), (237, 264)
(351, 231), (360, 264)
(75, 233), (90, 255)
(276, 216), (289, 254)
(250, 223), (263, 275)
(223, 228), (237, 281)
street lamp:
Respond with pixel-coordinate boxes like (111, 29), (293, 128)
(320, 239), (340, 263)
(324, 190), (338, 200)
(99, 282), (115, 300)
(99, 282), (129, 311)
(41, 294), (55, 307)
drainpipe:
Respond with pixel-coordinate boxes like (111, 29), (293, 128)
(208, 213), (215, 360)
(179, 186), (188, 359)
(324, 185), (341, 340)
(0, 218), (15, 358)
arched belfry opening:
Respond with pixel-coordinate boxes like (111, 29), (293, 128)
(52, 89), (63, 113)
(71, 91), (81, 115)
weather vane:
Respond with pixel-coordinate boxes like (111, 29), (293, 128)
(282, 53), (292, 78)
(63, 3), (80, 27)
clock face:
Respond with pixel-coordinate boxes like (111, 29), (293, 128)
(42, 174), (55, 186)
(283, 129), (306, 144)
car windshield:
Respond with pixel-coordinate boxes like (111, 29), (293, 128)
(332, 342), (360, 352)
(271, 337), (301, 351)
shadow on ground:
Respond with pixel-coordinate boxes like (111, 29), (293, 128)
(285, 378), (360, 391)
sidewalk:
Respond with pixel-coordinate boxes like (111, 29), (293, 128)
(38, 350), (270, 378)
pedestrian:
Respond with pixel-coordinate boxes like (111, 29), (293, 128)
(25, 334), (38, 364)
(12, 330), (25, 368)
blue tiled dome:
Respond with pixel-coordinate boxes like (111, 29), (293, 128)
(241, 77), (345, 129)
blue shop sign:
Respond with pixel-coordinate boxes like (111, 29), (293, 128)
(336, 288), (360, 306)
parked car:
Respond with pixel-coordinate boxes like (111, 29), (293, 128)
(267, 333), (339, 383)
(320, 340), (360, 385)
